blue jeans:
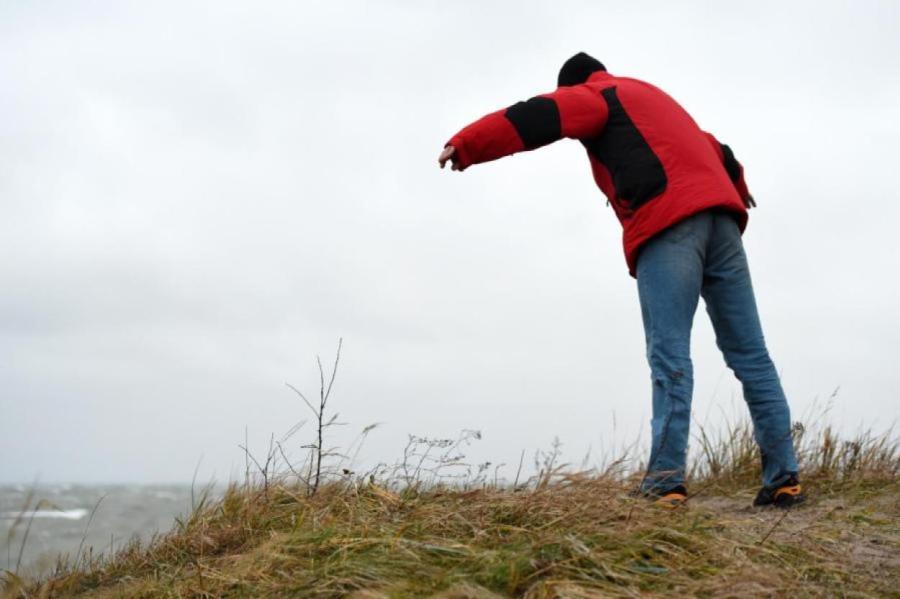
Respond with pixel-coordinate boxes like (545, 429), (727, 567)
(636, 209), (799, 492)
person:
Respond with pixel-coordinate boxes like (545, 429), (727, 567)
(438, 52), (803, 508)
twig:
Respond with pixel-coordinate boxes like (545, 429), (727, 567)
(513, 449), (526, 489)
(76, 494), (106, 569)
(312, 338), (342, 494)
(286, 383), (318, 419)
(758, 509), (790, 545)
(6, 487), (34, 571)
(17, 499), (52, 574)
(191, 454), (204, 511)
(276, 441), (309, 486)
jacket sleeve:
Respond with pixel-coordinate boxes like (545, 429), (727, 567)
(704, 132), (755, 207)
(446, 84), (609, 170)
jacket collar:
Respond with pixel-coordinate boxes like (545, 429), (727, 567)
(587, 70), (613, 83)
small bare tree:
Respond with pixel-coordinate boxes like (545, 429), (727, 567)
(286, 337), (343, 495)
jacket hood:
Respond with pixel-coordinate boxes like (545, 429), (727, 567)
(558, 52), (606, 87)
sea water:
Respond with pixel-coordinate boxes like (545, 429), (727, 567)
(1, 483), (203, 577)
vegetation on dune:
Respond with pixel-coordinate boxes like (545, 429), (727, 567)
(4, 345), (898, 597)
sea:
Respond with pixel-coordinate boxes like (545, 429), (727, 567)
(1, 483), (205, 578)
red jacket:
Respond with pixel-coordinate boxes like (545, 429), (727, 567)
(446, 70), (754, 276)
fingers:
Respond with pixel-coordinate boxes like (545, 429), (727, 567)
(438, 145), (456, 170)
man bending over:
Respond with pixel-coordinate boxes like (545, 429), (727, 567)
(438, 52), (803, 508)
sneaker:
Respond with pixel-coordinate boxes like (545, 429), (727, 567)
(753, 475), (805, 508)
(648, 484), (688, 509)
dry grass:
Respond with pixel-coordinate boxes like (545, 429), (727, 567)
(3, 419), (898, 598)
(5, 351), (898, 597)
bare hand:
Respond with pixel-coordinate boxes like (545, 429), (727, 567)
(438, 145), (462, 171)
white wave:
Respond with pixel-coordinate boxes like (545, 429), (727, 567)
(0, 508), (88, 521)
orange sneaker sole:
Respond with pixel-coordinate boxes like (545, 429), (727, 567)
(654, 492), (687, 509)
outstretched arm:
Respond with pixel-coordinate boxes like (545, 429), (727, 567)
(704, 132), (756, 208)
(439, 84), (609, 171)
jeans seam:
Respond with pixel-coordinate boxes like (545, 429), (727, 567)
(646, 379), (676, 485)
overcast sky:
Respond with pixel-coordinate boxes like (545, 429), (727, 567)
(2, 1), (898, 483)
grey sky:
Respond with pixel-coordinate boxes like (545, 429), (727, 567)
(2, 1), (898, 483)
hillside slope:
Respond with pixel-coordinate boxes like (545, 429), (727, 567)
(5, 476), (898, 597)
(4, 419), (899, 598)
